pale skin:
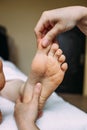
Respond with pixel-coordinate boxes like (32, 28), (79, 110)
(34, 6), (87, 47)
(23, 42), (68, 111)
(0, 62), (41, 130)
(14, 83), (41, 130)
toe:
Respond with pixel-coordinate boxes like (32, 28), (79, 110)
(48, 43), (59, 56)
(58, 55), (66, 63)
(43, 44), (51, 54)
(61, 62), (68, 71)
(37, 40), (51, 55)
(54, 49), (63, 59)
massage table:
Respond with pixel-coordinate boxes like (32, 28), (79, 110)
(0, 59), (87, 130)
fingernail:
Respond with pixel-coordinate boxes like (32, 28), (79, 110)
(42, 38), (49, 47)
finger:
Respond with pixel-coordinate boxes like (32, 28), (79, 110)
(32, 83), (42, 103)
(34, 12), (51, 40)
(16, 97), (21, 104)
(34, 18), (46, 40)
(42, 23), (65, 47)
(23, 80), (34, 103)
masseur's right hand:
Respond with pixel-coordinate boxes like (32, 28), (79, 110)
(34, 6), (87, 47)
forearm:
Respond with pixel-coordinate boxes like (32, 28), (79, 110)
(19, 125), (40, 130)
(17, 122), (40, 130)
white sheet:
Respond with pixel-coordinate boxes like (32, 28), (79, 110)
(0, 60), (87, 130)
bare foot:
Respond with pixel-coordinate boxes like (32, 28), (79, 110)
(23, 43), (68, 111)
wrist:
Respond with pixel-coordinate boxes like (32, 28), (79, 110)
(17, 121), (39, 130)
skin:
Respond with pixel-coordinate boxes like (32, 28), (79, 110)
(34, 6), (87, 47)
(0, 42), (67, 124)
(23, 42), (68, 111)
(0, 60), (5, 123)
(14, 83), (41, 130)
(0, 43), (67, 111)
(0, 62), (41, 130)
(0, 60), (5, 91)
(12, 42), (67, 129)
(0, 37), (67, 130)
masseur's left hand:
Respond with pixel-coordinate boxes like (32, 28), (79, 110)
(14, 83), (41, 130)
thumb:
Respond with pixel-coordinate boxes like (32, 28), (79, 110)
(16, 96), (22, 104)
(32, 83), (42, 103)
(42, 23), (65, 47)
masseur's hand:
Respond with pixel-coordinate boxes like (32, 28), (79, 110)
(14, 83), (41, 130)
(35, 6), (87, 47)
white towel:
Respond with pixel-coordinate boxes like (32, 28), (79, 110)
(0, 60), (87, 130)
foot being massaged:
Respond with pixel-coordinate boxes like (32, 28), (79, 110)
(0, 43), (87, 130)
(0, 40), (87, 130)
(0, 41), (67, 129)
